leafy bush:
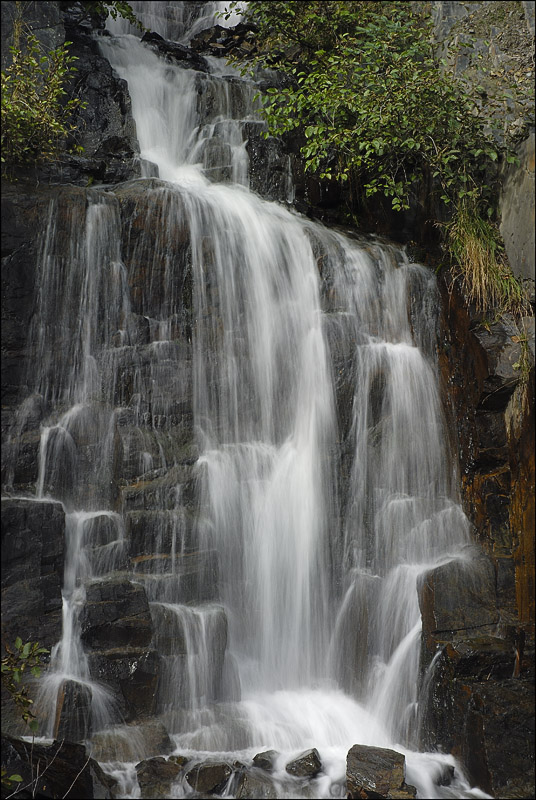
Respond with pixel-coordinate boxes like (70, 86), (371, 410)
(82, 1), (145, 30)
(1, 637), (49, 732)
(444, 200), (530, 316)
(1, 31), (84, 173)
(223, 1), (528, 314)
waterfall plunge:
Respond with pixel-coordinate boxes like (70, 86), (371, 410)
(13, 1), (491, 797)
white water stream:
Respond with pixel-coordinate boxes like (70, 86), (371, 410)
(19, 1), (493, 797)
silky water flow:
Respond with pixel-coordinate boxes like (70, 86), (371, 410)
(5, 2), (493, 797)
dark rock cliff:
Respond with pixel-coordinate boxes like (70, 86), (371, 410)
(1, 1), (534, 798)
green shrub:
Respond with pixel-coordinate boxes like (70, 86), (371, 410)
(1, 30), (84, 173)
(1, 637), (49, 732)
(223, 1), (529, 315)
(444, 200), (530, 316)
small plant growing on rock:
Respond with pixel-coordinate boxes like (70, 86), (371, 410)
(1, 637), (49, 733)
(1, 28), (85, 175)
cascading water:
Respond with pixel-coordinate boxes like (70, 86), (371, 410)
(3, 1), (495, 797)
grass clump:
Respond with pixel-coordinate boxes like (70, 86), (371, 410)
(445, 200), (531, 317)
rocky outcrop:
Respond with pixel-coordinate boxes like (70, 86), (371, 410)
(189, 21), (258, 58)
(438, 277), (535, 627)
(418, 635), (535, 798)
(500, 132), (535, 282)
(141, 30), (210, 71)
(1, 499), (65, 650)
(2, 1), (142, 186)
(0, 734), (117, 799)
(433, 275), (535, 795)
(54, 679), (93, 742)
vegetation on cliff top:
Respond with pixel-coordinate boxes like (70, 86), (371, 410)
(1, 1), (141, 175)
(223, 0), (529, 315)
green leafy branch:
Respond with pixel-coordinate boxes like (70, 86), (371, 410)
(224, 1), (529, 316)
(81, 1), (146, 31)
(1, 29), (86, 174)
(1, 637), (49, 733)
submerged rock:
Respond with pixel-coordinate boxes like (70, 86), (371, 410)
(346, 744), (417, 799)
(252, 749), (279, 771)
(185, 761), (234, 794)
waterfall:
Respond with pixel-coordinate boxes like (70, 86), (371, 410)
(3, 2), (494, 798)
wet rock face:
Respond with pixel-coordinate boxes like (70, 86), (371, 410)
(54, 679), (93, 742)
(1, 1), (64, 70)
(438, 277), (535, 627)
(89, 719), (173, 762)
(418, 545), (499, 657)
(419, 636), (535, 797)
(141, 30), (210, 71)
(346, 744), (417, 799)
(1, 499), (65, 650)
(87, 647), (159, 722)
(0, 185), (55, 428)
(79, 576), (153, 650)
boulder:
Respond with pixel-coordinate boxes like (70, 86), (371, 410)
(185, 761), (234, 794)
(135, 756), (183, 799)
(346, 744), (417, 799)
(285, 748), (322, 778)
(234, 768), (278, 799)
(252, 749), (279, 771)
(79, 576), (152, 650)
(1, 734), (117, 799)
